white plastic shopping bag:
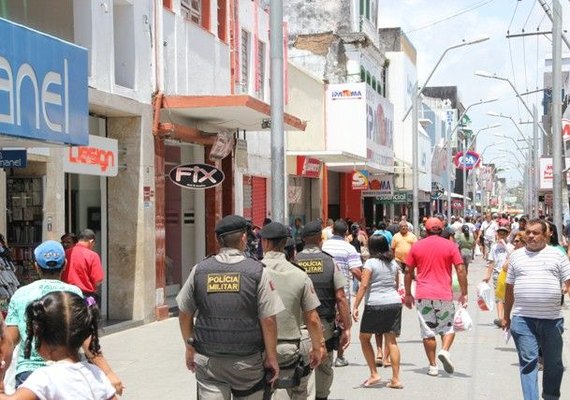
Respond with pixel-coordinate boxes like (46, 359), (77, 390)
(477, 282), (495, 312)
(453, 307), (473, 331)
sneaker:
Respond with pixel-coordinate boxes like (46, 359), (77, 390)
(427, 365), (439, 376)
(334, 356), (349, 367)
(437, 350), (454, 374)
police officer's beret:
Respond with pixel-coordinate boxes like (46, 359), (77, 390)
(259, 222), (289, 239)
(302, 220), (322, 237)
(215, 215), (249, 236)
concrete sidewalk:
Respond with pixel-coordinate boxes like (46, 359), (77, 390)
(100, 257), (570, 399)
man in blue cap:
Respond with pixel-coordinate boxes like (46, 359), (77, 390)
(0, 240), (123, 394)
(177, 214), (285, 399)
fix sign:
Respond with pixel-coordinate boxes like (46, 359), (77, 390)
(63, 135), (118, 176)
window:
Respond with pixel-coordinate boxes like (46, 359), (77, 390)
(217, 0), (227, 41)
(256, 41), (265, 99)
(181, 0), (201, 25)
(360, 66), (366, 83)
(240, 29), (250, 92)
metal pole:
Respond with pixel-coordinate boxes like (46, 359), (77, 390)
(533, 105), (540, 218)
(462, 135), (467, 215)
(270, 0), (285, 224)
(412, 89), (420, 235)
(552, 0), (563, 235)
(447, 128), (452, 222)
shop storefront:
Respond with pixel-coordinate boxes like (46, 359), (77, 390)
(0, 17), (88, 313)
(288, 156), (323, 225)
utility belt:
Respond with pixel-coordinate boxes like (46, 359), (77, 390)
(274, 338), (312, 389)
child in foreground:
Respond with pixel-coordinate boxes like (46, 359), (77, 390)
(0, 291), (116, 400)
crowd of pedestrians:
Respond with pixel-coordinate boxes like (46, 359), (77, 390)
(172, 211), (570, 400)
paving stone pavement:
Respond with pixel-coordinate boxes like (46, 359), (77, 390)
(100, 256), (570, 399)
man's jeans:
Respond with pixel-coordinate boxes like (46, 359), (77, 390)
(510, 316), (565, 400)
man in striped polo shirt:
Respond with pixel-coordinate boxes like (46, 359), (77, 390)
(503, 219), (570, 400)
(322, 219), (362, 367)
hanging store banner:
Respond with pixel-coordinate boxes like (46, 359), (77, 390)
(0, 18), (88, 145)
(296, 156), (321, 178)
(539, 157), (570, 190)
(352, 169), (369, 190)
(169, 163), (225, 189)
(64, 135), (118, 176)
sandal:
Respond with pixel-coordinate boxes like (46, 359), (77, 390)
(386, 382), (404, 389)
(362, 378), (382, 387)
(375, 357), (383, 367)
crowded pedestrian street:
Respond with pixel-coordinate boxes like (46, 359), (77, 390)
(99, 254), (570, 400)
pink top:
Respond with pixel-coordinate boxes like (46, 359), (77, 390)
(405, 235), (463, 301)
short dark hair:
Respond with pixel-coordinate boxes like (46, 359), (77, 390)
(24, 291), (101, 360)
(332, 219), (348, 236)
(526, 218), (547, 234)
(78, 229), (96, 241)
(217, 230), (244, 248)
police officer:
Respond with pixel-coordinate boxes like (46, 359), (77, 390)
(177, 215), (285, 400)
(259, 221), (324, 400)
(295, 220), (351, 400)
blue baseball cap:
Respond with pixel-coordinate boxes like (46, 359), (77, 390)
(34, 240), (66, 269)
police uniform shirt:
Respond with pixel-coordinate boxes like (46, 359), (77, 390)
(176, 247), (285, 318)
(298, 245), (347, 291)
(262, 251), (321, 339)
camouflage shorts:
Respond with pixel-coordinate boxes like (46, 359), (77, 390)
(416, 299), (456, 338)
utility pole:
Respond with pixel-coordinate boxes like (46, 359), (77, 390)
(552, 0), (563, 236)
(412, 90), (419, 235)
(533, 105), (540, 218)
(270, 0), (285, 223)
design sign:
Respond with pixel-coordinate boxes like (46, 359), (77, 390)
(169, 163), (225, 189)
(453, 151), (481, 170)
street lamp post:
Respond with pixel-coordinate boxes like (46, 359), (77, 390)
(487, 112), (538, 218)
(475, 70), (548, 219)
(438, 97), (497, 222)
(403, 36), (490, 235)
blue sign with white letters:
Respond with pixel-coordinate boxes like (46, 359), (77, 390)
(0, 18), (88, 145)
(0, 150), (27, 168)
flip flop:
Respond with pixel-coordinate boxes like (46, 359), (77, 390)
(361, 378), (382, 388)
(386, 382), (404, 389)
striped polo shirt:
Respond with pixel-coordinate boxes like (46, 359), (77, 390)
(507, 245), (570, 319)
(322, 236), (362, 283)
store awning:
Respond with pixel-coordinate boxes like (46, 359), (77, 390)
(161, 95), (306, 132)
(287, 150), (366, 164)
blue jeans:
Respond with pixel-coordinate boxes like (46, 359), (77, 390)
(510, 316), (565, 400)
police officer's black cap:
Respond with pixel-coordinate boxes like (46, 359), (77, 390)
(215, 215), (249, 236)
(302, 220), (322, 237)
(259, 222), (289, 239)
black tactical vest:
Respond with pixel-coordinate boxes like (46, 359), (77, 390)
(295, 250), (336, 320)
(193, 256), (264, 357)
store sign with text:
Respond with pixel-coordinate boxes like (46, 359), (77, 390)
(63, 135), (118, 176)
(0, 150), (27, 168)
(362, 175), (393, 197)
(169, 163), (225, 189)
(539, 157), (570, 190)
(296, 156), (321, 178)
(375, 191), (413, 204)
(0, 18), (88, 145)
(453, 151), (481, 170)
(451, 199), (464, 210)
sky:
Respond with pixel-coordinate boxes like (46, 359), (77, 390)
(378, 0), (569, 187)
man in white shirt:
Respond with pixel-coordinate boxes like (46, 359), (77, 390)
(503, 219), (570, 400)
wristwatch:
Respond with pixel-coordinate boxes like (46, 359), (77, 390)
(186, 337), (195, 346)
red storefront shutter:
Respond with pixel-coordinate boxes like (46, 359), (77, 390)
(243, 175), (253, 221)
(251, 177), (266, 227)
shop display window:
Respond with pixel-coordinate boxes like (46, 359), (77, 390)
(5, 176), (43, 285)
